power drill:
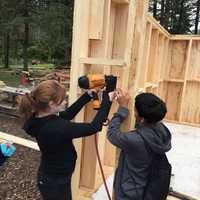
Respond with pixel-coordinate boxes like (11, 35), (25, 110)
(78, 74), (116, 109)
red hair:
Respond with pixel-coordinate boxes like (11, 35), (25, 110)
(18, 80), (66, 120)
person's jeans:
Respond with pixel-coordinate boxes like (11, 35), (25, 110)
(37, 172), (72, 200)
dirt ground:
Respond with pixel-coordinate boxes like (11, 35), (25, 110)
(0, 113), (41, 200)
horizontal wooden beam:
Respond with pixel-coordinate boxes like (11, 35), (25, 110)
(79, 57), (125, 66)
(147, 15), (171, 38)
(112, 0), (130, 3)
(163, 79), (184, 83)
(171, 35), (200, 40)
(145, 82), (158, 88)
(164, 119), (200, 128)
(187, 79), (200, 83)
(0, 131), (39, 151)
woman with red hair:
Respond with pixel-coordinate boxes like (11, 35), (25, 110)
(19, 78), (116, 200)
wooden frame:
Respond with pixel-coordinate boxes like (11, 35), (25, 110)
(1, 1), (199, 200)
(68, 0), (200, 199)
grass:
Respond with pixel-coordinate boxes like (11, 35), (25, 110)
(0, 63), (54, 87)
(0, 71), (20, 87)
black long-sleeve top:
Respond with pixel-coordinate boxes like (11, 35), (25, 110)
(23, 92), (112, 176)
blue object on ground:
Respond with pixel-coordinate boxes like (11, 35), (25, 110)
(0, 142), (16, 157)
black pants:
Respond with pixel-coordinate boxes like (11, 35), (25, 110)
(37, 172), (72, 200)
(0, 152), (7, 166)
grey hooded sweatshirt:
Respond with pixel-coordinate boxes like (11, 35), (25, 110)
(107, 106), (172, 200)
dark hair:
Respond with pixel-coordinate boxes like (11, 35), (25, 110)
(18, 80), (66, 120)
(135, 93), (167, 123)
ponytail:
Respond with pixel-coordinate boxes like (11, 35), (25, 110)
(18, 93), (35, 120)
(18, 80), (66, 121)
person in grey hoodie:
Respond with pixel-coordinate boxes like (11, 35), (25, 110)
(107, 89), (172, 200)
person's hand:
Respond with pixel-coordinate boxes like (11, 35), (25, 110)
(115, 88), (131, 108)
(105, 75), (117, 93)
(86, 88), (100, 98)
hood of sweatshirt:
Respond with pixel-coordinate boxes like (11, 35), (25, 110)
(137, 122), (172, 154)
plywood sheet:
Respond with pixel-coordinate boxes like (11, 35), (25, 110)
(169, 41), (187, 80)
(181, 82), (200, 124)
(188, 40), (200, 80)
(164, 82), (183, 121)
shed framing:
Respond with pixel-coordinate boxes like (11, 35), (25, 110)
(0, 0), (200, 200)
(69, 0), (200, 199)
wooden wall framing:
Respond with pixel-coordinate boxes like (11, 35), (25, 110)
(68, 0), (200, 199)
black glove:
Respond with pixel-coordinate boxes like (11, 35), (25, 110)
(105, 75), (117, 93)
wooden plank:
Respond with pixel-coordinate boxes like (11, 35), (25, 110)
(188, 40), (200, 80)
(112, 0), (130, 4)
(80, 0), (117, 190)
(160, 38), (170, 81)
(163, 79), (184, 83)
(89, 0), (105, 39)
(79, 57), (125, 66)
(164, 82), (183, 121)
(80, 104), (98, 189)
(113, 1), (149, 199)
(147, 14), (171, 38)
(180, 82), (200, 124)
(139, 22), (152, 88)
(157, 34), (165, 83)
(179, 39), (192, 122)
(169, 40), (188, 80)
(171, 35), (200, 40)
(147, 29), (159, 83)
(187, 79), (200, 82)
(164, 119), (200, 128)
(145, 82), (158, 88)
(69, 0), (91, 198)
(112, 4), (129, 60)
(0, 131), (39, 151)
(103, 1), (118, 168)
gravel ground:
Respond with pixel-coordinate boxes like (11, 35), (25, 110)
(0, 113), (41, 200)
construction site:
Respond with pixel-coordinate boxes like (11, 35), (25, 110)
(0, 0), (200, 200)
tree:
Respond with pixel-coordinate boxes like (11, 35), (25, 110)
(0, 0), (18, 68)
(194, 0), (200, 34)
(149, 0), (194, 34)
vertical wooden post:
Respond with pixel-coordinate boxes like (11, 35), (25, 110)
(69, 0), (90, 199)
(113, 0), (150, 199)
(179, 39), (192, 122)
(139, 22), (152, 89)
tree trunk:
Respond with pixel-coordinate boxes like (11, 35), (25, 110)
(195, 0), (200, 34)
(4, 32), (10, 68)
(153, 0), (158, 19)
(23, 0), (29, 71)
(164, 0), (171, 31)
(177, 0), (185, 34)
(160, 0), (166, 26)
(23, 22), (29, 71)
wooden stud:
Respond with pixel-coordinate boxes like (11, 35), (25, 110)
(147, 29), (159, 83)
(139, 22), (152, 89)
(68, 0), (91, 198)
(80, 0), (117, 190)
(112, 0), (130, 4)
(89, 0), (105, 39)
(147, 14), (171, 38)
(179, 39), (192, 122)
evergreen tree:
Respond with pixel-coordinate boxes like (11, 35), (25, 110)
(194, 0), (200, 34)
(149, 0), (194, 34)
